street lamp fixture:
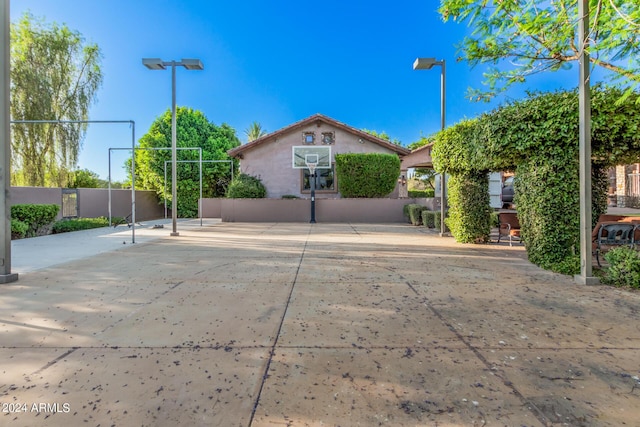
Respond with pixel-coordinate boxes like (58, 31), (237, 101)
(413, 57), (447, 236)
(142, 57), (204, 236)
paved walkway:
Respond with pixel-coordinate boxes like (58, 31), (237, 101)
(1, 222), (639, 426)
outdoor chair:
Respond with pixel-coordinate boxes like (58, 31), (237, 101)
(594, 223), (637, 267)
(497, 212), (521, 246)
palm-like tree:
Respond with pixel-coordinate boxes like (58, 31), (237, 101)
(244, 121), (267, 142)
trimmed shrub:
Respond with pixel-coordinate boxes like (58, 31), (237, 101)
(409, 189), (435, 198)
(52, 217), (110, 234)
(11, 219), (28, 239)
(226, 173), (267, 198)
(445, 171), (492, 243)
(405, 204), (427, 226)
(422, 210), (436, 228)
(11, 204), (59, 237)
(335, 153), (400, 198)
(403, 203), (411, 219)
(603, 247), (640, 289)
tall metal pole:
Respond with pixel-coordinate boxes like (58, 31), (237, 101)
(439, 60), (447, 237)
(199, 148), (202, 226)
(0, 0), (17, 283)
(310, 169), (316, 223)
(576, 0), (597, 284)
(130, 121), (136, 243)
(108, 148), (112, 225)
(170, 62), (179, 236)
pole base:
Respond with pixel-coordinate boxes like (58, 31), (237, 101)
(0, 273), (19, 284)
(574, 274), (599, 285)
(170, 232), (180, 237)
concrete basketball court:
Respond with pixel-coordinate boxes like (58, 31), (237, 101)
(1, 221), (639, 426)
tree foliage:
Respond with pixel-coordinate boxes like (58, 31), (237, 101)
(68, 168), (100, 188)
(361, 129), (402, 145)
(244, 121), (267, 142)
(439, 0), (640, 101)
(10, 13), (103, 187)
(133, 107), (240, 217)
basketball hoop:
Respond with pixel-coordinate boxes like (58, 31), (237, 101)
(305, 153), (319, 175)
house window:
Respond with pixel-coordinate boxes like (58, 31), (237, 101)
(321, 132), (335, 145)
(302, 166), (336, 192)
(303, 132), (315, 144)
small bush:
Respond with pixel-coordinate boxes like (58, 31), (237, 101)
(403, 203), (411, 220)
(409, 189), (435, 198)
(52, 217), (110, 234)
(602, 247), (640, 289)
(422, 210), (436, 228)
(11, 204), (59, 237)
(405, 204), (427, 226)
(226, 173), (267, 198)
(11, 219), (28, 239)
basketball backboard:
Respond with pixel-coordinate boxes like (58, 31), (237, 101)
(292, 146), (331, 169)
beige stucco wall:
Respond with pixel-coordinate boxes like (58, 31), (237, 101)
(9, 187), (163, 221)
(206, 197), (438, 223)
(239, 122), (402, 199)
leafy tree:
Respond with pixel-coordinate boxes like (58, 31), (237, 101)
(68, 168), (100, 188)
(10, 13), (103, 187)
(361, 129), (402, 145)
(244, 121), (267, 142)
(439, 0), (640, 101)
(133, 107), (240, 217)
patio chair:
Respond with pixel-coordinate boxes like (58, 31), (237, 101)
(595, 223), (637, 267)
(497, 212), (521, 246)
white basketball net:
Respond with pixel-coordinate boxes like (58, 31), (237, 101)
(305, 154), (319, 175)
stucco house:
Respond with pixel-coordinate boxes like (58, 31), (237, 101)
(227, 114), (411, 199)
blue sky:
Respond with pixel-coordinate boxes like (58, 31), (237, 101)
(10, 0), (586, 182)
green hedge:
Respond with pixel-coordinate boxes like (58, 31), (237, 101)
(409, 189), (435, 198)
(52, 217), (110, 233)
(11, 204), (59, 238)
(431, 86), (640, 274)
(335, 153), (400, 198)
(226, 173), (267, 198)
(421, 210), (436, 228)
(445, 171), (492, 243)
(404, 204), (428, 226)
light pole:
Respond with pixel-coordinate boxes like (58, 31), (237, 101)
(413, 57), (447, 236)
(142, 58), (203, 236)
